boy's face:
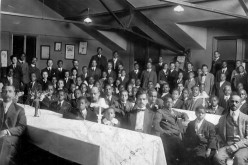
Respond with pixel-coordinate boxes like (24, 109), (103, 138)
(48, 86), (54, 95)
(76, 78), (82, 85)
(195, 109), (206, 121)
(58, 92), (65, 101)
(65, 72), (69, 78)
(210, 97), (218, 106)
(58, 80), (64, 88)
(105, 86), (113, 96)
(108, 77), (114, 84)
(137, 94), (148, 108)
(192, 87), (200, 97)
(105, 109), (115, 121)
(172, 91), (179, 100)
(77, 99), (86, 110)
(202, 66), (208, 73)
(81, 85), (87, 93)
(43, 72), (48, 79)
(31, 73), (36, 82)
(149, 91), (157, 103)
(136, 80), (141, 86)
(239, 90), (247, 100)
(224, 86), (232, 96)
(121, 92), (128, 102)
(183, 90), (189, 98)
(74, 90), (82, 98)
(164, 98), (173, 110)
(162, 85), (170, 93)
(70, 84), (76, 92)
(220, 74), (226, 81)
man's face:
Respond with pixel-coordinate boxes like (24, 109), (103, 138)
(134, 64), (139, 70)
(195, 109), (206, 121)
(172, 91), (179, 100)
(31, 73), (37, 82)
(2, 86), (15, 102)
(224, 86), (232, 96)
(65, 72), (69, 78)
(222, 62), (227, 68)
(239, 90), (247, 101)
(220, 74), (226, 81)
(214, 52), (220, 59)
(121, 92), (128, 102)
(91, 88), (100, 102)
(80, 85), (87, 93)
(108, 63), (112, 69)
(105, 86), (113, 96)
(73, 61), (79, 67)
(52, 77), (57, 84)
(121, 71), (126, 77)
(162, 85), (170, 93)
(83, 67), (88, 73)
(32, 58), (37, 65)
(89, 77), (94, 84)
(163, 64), (168, 70)
(47, 60), (53, 67)
(159, 57), (163, 63)
(136, 79), (141, 86)
(210, 97), (218, 107)
(58, 92), (65, 101)
(183, 90), (189, 99)
(92, 61), (97, 67)
(58, 61), (63, 68)
(12, 57), (17, 64)
(8, 69), (14, 77)
(192, 87), (200, 97)
(202, 66), (208, 73)
(175, 62), (180, 67)
(78, 99), (86, 110)
(76, 78), (82, 86)
(164, 98), (173, 110)
(105, 109), (115, 121)
(239, 66), (244, 73)
(137, 94), (148, 108)
(97, 48), (102, 54)
(43, 72), (48, 79)
(21, 54), (26, 61)
(58, 80), (64, 88)
(236, 61), (241, 68)
(113, 52), (118, 58)
(48, 86), (54, 95)
(148, 82), (154, 89)
(229, 95), (241, 111)
(170, 63), (175, 70)
(149, 91), (157, 103)
(108, 77), (114, 84)
(187, 63), (192, 71)
(74, 90), (82, 98)
(147, 63), (152, 69)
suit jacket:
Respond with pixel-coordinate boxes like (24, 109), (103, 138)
(64, 78), (73, 90)
(29, 65), (41, 81)
(27, 81), (42, 93)
(80, 73), (89, 82)
(106, 70), (117, 81)
(118, 76), (129, 87)
(129, 107), (155, 134)
(155, 63), (164, 74)
(158, 69), (169, 84)
(0, 101), (26, 136)
(1, 77), (21, 92)
(214, 81), (231, 97)
(210, 58), (222, 76)
(55, 68), (66, 80)
(202, 73), (215, 95)
(206, 105), (225, 115)
(153, 108), (189, 136)
(7, 64), (23, 82)
(41, 67), (57, 81)
(184, 79), (197, 94)
(185, 97), (209, 111)
(173, 99), (184, 109)
(184, 119), (217, 157)
(39, 79), (51, 91)
(233, 73), (248, 90)
(168, 70), (178, 88)
(88, 68), (101, 81)
(216, 112), (248, 149)
(49, 101), (72, 114)
(108, 58), (123, 71)
(18, 61), (30, 84)
(63, 108), (97, 122)
(89, 55), (108, 71)
(240, 102), (248, 115)
(219, 95), (231, 111)
(129, 70), (141, 80)
(104, 95), (118, 107)
(140, 70), (157, 88)
(216, 69), (231, 82)
(160, 93), (172, 101)
(40, 95), (58, 110)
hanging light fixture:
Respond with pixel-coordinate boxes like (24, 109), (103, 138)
(84, 8), (92, 23)
(174, 5), (184, 13)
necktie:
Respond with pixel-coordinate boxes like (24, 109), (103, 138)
(231, 111), (236, 123)
(4, 104), (7, 114)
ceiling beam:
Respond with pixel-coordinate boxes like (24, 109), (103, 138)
(238, 0), (248, 16)
(98, 0), (125, 28)
(160, 0), (248, 19)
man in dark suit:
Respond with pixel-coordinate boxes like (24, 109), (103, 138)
(184, 62), (197, 80)
(129, 63), (141, 81)
(106, 62), (116, 81)
(104, 84), (118, 107)
(168, 62), (178, 90)
(89, 47), (108, 71)
(64, 70), (73, 90)
(214, 95), (248, 165)
(184, 106), (217, 165)
(71, 59), (81, 75)
(2, 68), (21, 92)
(233, 65), (248, 91)
(0, 85), (27, 165)
(172, 89), (184, 109)
(29, 57), (41, 81)
(80, 66), (89, 83)
(88, 60), (101, 81)
(117, 70), (129, 88)
(215, 61), (231, 82)
(155, 56), (164, 75)
(55, 60), (66, 80)
(214, 73), (231, 97)
(39, 71), (51, 91)
(50, 90), (71, 114)
(206, 96), (225, 115)
(40, 84), (58, 109)
(153, 96), (189, 165)
(41, 59), (57, 81)
(238, 89), (248, 114)
(18, 53), (30, 92)
(7, 55), (23, 83)
(210, 51), (222, 76)
(140, 62), (157, 89)
(108, 51), (123, 73)
(147, 89), (164, 112)
(219, 85), (232, 111)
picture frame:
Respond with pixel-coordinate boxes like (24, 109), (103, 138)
(40, 45), (50, 60)
(78, 41), (88, 55)
(54, 42), (62, 51)
(1, 50), (8, 67)
(65, 44), (75, 59)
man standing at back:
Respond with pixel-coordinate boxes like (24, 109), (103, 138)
(210, 51), (222, 76)
(108, 51), (123, 73)
(89, 47), (108, 71)
(214, 95), (248, 165)
(0, 85), (27, 165)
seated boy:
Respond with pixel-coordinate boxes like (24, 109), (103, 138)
(147, 89), (163, 112)
(50, 90), (71, 114)
(184, 106), (217, 165)
(40, 84), (58, 109)
(63, 96), (96, 122)
(104, 84), (118, 107)
(238, 89), (248, 114)
(206, 96), (224, 115)
(172, 89), (184, 109)
(102, 107), (120, 127)
(160, 83), (171, 100)
(71, 89), (82, 108)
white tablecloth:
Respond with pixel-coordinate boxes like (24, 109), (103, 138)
(22, 105), (166, 165)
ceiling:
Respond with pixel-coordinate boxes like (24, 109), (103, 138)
(4, 0), (248, 53)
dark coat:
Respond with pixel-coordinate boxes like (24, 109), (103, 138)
(129, 70), (142, 81)
(49, 100), (72, 114)
(41, 67), (57, 81)
(210, 58), (222, 76)
(88, 68), (101, 81)
(89, 55), (108, 71)
(7, 64), (23, 82)
(108, 58), (123, 72)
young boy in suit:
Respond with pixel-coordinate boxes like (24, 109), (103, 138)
(238, 89), (248, 114)
(160, 83), (171, 100)
(102, 107), (119, 127)
(148, 89), (164, 112)
(50, 90), (71, 114)
(104, 84), (118, 107)
(172, 89), (184, 109)
(206, 96), (225, 115)
(40, 84), (58, 109)
(218, 85), (232, 111)
(184, 106), (217, 165)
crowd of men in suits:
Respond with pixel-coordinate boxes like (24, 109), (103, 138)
(0, 48), (248, 165)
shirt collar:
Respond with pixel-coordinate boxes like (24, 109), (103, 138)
(31, 64), (35, 67)
(230, 109), (240, 117)
(3, 101), (13, 114)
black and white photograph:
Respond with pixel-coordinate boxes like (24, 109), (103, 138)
(1, 0), (248, 165)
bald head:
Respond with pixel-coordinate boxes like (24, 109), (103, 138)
(229, 95), (241, 111)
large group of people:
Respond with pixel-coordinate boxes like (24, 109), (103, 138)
(0, 47), (248, 165)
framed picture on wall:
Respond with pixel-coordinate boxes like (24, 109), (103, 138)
(54, 42), (62, 51)
(1, 50), (8, 67)
(65, 44), (75, 59)
(79, 41), (87, 55)
(40, 45), (50, 60)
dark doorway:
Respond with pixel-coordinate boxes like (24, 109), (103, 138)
(26, 36), (37, 64)
(13, 35), (24, 56)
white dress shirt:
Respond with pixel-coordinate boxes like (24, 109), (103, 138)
(220, 81), (225, 87)
(135, 106), (146, 131)
(230, 109), (240, 122)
